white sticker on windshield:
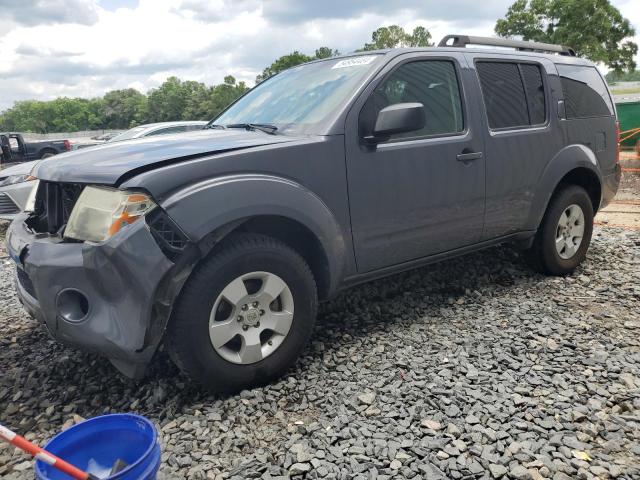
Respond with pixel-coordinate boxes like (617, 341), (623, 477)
(332, 56), (377, 69)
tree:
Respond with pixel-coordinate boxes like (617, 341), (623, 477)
(256, 51), (314, 83)
(0, 98), (107, 133)
(103, 88), (147, 129)
(362, 25), (433, 50)
(256, 46), (339, 83)
(0, 74), (251, 133)
(495, 0), (638, 72)
(605, 69), (640, 83)
(314, 47), (340, 59)
(146, 77), (207, 122)
(183, 76), (250, 120)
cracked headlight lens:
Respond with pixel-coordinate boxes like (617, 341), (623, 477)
(65, 186), (156, 242)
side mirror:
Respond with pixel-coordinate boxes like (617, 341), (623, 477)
(366, 102), (426, 142)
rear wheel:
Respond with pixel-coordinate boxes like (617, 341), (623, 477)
(166, 233), (317, 392)
(525, 185), (594, 275)
(40, 152), (55, 159)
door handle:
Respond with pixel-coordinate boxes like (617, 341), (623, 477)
(456, 151), (483, 163)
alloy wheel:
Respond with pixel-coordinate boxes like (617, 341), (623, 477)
(555, 204), (585, 260)
(208, 271), (294, 364)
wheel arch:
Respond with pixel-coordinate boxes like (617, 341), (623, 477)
(526, 144), (603, 231)
(161, 173), (348, 300)
(555, 168), (601, 214)
(200, 215), (333, 300)
(38, 148), (57, 158)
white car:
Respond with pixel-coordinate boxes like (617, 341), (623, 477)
(0, 161), (36, 220)
(107, 121), (208, 142)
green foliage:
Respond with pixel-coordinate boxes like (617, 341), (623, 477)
(103, 88), (148, 129)
(606, 69), (640, 83)
(495, 0), (638, 72)
(362, 25), (433, 51)
(314, 47), (340, 59)
(0, 97), (105, 133)
(256, 51), (313, 83)
(0, 77), (249, 133)
(183, 76), (249, 120)
(256, 47), (340, 83)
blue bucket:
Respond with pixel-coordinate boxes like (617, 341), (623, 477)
(35, 414), (161, 480)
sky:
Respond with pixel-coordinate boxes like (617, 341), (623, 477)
(0, 0), (638, 111)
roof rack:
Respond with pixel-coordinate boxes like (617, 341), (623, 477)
(438, 34), (576, 56)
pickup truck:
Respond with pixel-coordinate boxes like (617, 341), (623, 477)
(0, 133), (71, 165)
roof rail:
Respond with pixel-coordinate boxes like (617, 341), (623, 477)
(438, 34), (576, 56)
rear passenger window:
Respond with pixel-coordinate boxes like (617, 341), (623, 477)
(476, 62), (547, 129)
(360, 60), (464, 141)
(556, 65), (614, 118)
(520, 64), (546, 125)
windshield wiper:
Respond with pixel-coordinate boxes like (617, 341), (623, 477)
(204, 123), (226, 130)
(226, 123), (278, 135)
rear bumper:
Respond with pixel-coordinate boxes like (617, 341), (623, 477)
(600, 163), (621, 209)
(7, 214), (175, 377)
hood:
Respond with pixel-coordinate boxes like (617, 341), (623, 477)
(33, 129), (301, 185)
(0, 160), (39, 177)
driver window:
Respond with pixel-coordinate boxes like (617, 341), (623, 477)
(360, 60), (464, 141)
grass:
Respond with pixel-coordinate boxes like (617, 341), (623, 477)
(610, 86), (640, 95)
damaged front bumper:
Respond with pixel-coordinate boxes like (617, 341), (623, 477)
(6, 213), (176, 378)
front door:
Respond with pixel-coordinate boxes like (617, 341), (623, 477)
(345, 53), (486, 273)
(9, 135), (27, 161)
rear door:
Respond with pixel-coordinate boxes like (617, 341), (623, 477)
(464, 54), (561, 239)
(345, 52), (486, 272)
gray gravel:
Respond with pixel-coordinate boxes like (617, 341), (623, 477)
(1, 223), (639, 479)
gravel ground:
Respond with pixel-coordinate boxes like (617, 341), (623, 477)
(0, 221), (639, 480)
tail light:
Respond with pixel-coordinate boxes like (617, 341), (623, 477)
(615, 121), (620, 164)
(63, 140), (71, 151)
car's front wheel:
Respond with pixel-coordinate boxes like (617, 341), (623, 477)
(166, 233), (317, 392)
(526, 185), (594, 275)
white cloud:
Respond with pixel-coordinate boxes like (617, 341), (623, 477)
(0, 0), (638, 111)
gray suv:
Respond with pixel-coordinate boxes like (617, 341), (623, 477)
(7, 35), (621, 392)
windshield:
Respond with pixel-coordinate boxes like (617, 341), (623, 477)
(214, 55), (382, 134)
(109, 126), (148, 142)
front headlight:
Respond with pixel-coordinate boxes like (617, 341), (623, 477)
(0, 174), (32, 187)
(24, 179), (40, 212)
(65, 186), (156, 242)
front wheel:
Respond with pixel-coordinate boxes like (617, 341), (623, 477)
(525, 185), (594, 275)
(166, 233), (317, 392)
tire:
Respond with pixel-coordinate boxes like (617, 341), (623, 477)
(525, 185), (594, 275)
(166, 233), (317, 393)
(40, 152), (55, 159)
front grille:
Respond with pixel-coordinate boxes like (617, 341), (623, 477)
(16, 268), (36, 299)
(60, 183), (83, 221)
(0, 193), (19, 214)
(30, 181), (84, 234)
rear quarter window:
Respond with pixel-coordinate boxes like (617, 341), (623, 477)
(556, 65), (614, 119)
